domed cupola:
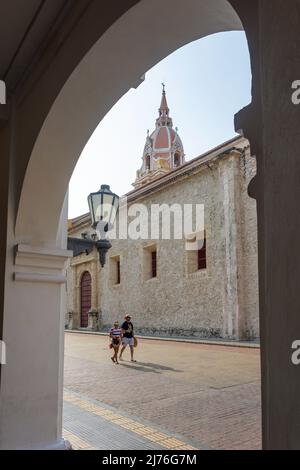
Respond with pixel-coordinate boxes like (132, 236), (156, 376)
(133, 84), (185, 188)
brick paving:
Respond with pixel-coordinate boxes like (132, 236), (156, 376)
(64, 332), (261, 450)
(63, 391), (200, 450)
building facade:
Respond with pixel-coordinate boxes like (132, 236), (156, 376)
(67, 89), (259, 341)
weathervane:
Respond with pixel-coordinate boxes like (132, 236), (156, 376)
(162, 82), (165, 92)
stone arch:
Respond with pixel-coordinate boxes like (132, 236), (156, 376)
(5, 0), (257, 451)
(15, 0), (247, 248)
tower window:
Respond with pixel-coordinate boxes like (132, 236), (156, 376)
(145, 155), (151, 170)
(174, 153), (180, 167)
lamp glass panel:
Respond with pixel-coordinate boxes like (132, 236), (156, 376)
(110, 196), (119, 225)
(102, 193), (114, 223)
(88, 195), (95, 225)
(92, 193), (103, 223)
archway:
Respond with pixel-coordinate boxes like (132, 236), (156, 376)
(15, 0), (243, 247)
(3, 0), (261, 451)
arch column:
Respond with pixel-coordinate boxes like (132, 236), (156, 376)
(234, 0), (300, 450)
(0, 196), (72, 450)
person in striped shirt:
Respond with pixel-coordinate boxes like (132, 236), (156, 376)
(109, 321), (122, 364)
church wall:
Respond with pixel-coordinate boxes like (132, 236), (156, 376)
(99, 149), (259, 339)
(66, 145), (259, 340)
(236, 146), (259, 339)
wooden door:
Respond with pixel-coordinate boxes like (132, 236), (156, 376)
(80, 271), (91, 328)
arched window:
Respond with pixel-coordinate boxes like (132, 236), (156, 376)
(80, 271), (91, 328)
(145, 155), (151, 170)
(174, 153), (181, 167)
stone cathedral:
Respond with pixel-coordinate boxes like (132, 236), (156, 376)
(66, 88), (259, 341)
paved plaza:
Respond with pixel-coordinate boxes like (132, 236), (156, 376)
(63, 332), (261, 450)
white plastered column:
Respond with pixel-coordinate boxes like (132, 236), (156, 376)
(0, 195), (72, 450)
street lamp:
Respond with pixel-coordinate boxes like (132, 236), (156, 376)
(88, 184), (119, 231)
(68, 185), (119, 267)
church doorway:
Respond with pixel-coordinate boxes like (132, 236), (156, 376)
(80, 272), (92, 328)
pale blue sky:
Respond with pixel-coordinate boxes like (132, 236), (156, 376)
(68, 31), (251, 218)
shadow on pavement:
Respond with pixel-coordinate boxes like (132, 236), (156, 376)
(119, 363), (161, 373)
(136, 362), (182, 372)
(119, 361), (182, 373)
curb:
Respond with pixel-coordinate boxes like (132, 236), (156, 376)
(65, 329), (260, 349)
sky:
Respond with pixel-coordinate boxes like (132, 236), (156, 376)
(68, 31), (251, 219)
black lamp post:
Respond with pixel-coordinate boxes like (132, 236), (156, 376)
(68, 185), (119, 267)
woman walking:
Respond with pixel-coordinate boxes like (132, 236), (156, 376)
(109, 321), (122, 364)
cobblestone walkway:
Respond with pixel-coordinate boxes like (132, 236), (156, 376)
(64, 333), (261, 450)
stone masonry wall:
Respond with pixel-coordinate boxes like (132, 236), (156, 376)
(66, 145), (259, 340)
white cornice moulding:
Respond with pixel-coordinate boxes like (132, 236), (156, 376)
(15, 244), (72, 270)
(14, 272), (67, 284)
(14, 244), (72, 283)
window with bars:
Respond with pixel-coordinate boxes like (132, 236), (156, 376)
(151, 250), (157, 278)
(116, 259), (121, 284)
(143, 244), (158, 280)
(186, 231), (207, 275)
(197, 236), (207, 270)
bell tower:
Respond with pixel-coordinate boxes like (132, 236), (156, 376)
(133, 85), (185, 188)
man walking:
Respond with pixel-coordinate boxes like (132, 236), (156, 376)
(119, 314), (136, 362)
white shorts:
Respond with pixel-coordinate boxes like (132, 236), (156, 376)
(122, 337), (134, 346)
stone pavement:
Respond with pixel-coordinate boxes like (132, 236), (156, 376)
(63, 390), (201, 450)
(64, 332), (261, 450)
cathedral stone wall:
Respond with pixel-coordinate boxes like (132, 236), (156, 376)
(237, 147), (259, 339)
(67, 141), (259, 341)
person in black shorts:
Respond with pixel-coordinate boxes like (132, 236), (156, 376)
(119, 314), (136, 362)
